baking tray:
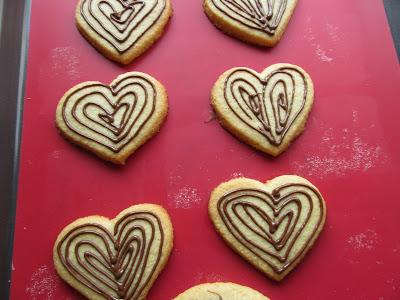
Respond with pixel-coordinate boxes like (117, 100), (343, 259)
(3, 0), (400, 299)
(0, 0), (30, 298)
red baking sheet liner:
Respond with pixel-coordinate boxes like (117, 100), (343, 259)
(10, 0), (400, 299)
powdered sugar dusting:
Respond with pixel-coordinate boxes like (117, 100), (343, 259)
(171, 186), (201, 209)
(347, 229), (378, 251)
(26, 265), (56, 300)
(51, 47), (82, 80)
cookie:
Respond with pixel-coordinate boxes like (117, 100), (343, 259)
(76, 0), (172, 64)
(211, 64), (314, 156)
(203, 0), (297, 46)
(54, 203), (173, 300)
(56, 72), (168, 165)
(173, 282), (270, 300)
(209, 175), (326, 281)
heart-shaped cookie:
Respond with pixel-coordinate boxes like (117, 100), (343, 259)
(203, 0), (297, 46)
(54, 204), (173, 300)
(173, 282), (270, 300)
(209, 175), (326, 281)
(211, 64), (314, 156)
(56, 72), (168, 165)
(76, 0), (172, 64)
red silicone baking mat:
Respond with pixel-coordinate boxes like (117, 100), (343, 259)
(10, 0), (400, 299)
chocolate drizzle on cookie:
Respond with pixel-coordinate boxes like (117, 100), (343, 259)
(57, 211), (165, 300)
(80, 0), (166, 53)
(210, 0), (287, 35)
(208, 290), (223, 300)
(223, 66), (308, 146)
(217, 183), (324, 274)
(61, 74), (157, 153)
(110, 0), (144, 23)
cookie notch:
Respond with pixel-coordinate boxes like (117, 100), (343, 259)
(203, 0), (298, 46)
(53, 204), (174, 300)
(76, 0), (173, 64)
(56, 71), (168, 165)
(209, 175), (326, 281)
(211, 63), (314, 156)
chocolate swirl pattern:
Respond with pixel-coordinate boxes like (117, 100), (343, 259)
(210, 0), (287, 35)
(54, 205), (173, 300)
(224, 67), (307, 146)
(173, 282), (270, 299)
(61, 74), (156, 153)
(57, 72), (168, 164)
(209, 176), (326, 280)
(79, 0), (166, 53)
(208, 290), (223, 300)
(211, 64), (313, 156)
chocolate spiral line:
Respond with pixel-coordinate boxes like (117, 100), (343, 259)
(81, 0), (166, 53)
(57, 212), (164, 300)
(62, 74), (156, 153)
(221, 190), (305, 263)
(82, 92), (135, 137)
(208, 290), (223, 300)
(235, 201), (299, 251)
(108, 0), (145, 24)
(223, 67), (307, 146)
(217, 183), (323, 274)
(210, 0), (287, 35)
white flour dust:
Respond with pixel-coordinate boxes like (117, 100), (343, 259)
(51, 47), (82, 80)
(195, 271), (223, 283)
(291, 115), (386, 178)
(293, 128), (385, 178)
(386, 278), (398, 291)
(315, 44), (334, 62)
(231, 172), (244, 178)
(168, 165), (202, 209)
(304, 17), (334, 63)
(51, 150), (62, 159)
(170, 186), (201, 209)
(26, 265), (56, 300)
(326, 23), (340, 43)
(169, 165), (184, 187)
(347, 229), (378, 251)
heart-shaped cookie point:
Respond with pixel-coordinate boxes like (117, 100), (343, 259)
(76, 0), (172, 64)
(54, 204), (174, 300)
(203, 0), (297, 46)
(211, 64), (314, 156)
(209, 175), (326, 281)
(56, 72), (168, 165)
